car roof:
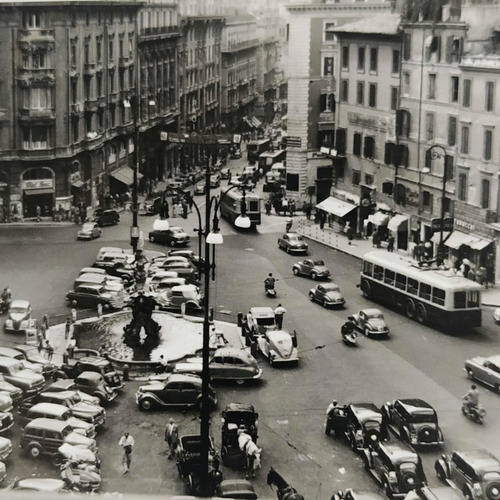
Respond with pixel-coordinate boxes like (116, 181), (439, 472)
(417, 486), (464, 500)
(0, 357), (22, 367)
(77, 357), (108, 366)
(11, 299), (30, 308)
(171, 285), (198, 292)
(350, 402), (383, 421)
(30, 402), (69, 415)
(77, 371), (104, 380)
(362, 308), (383, 316)
(98, 247), (124, 253)
(217, 479), (257, 499)
(379, 441), (418, 462)
(454, 450), (500, 470)
(224, 403), (256, 414)
(0, 347), (23, 357)
(267, 330), (292, 341)
(320, 283), (340, 290)
(168, 373), (202, 384)
(397, 399), (435, 412)
(80, 267), (106, 274)
(76, 284), (104, 291)
(26, 418), (69, 431)
(213, 347), (252, 358)
(41, 391), (76, 400)
(484, 355), (500, 365)
(249, 307), (275, 317)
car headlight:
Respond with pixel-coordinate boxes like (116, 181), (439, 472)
(388, 471), (397, 481)
(5, 320), (12, 326)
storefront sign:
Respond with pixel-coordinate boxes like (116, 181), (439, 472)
(347, 112), (392, 132)
(455, 219), (475, 231)
(22, 179), (54, 190)
(286, 136), (302, 148)
(431, 217), (454, 232)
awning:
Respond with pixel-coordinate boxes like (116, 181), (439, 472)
(23, 188), (54, 195)
(376, 202), (392, 212)
(388, 214), (408, 232)
(251, 116), (262, 128)
(71, 180), (85, 188)
(110, 166), (142, 186)
(243, 118), (255, 129)
(443, 230), (491, 250)
(430, 231), (451, 244)
(315, 196), (357, 218)
(368, 211), (390, 226)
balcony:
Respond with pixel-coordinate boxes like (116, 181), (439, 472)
(84, 62), (96, 75)
(81, 132), (103, 149)
(139, 25), (181, 40)
(71, 103), (83, 114)
(84, 97), (99, 112)
(119, 57), (133, 68)
(18, 29), (55, 45)
(18, 107), (55, 121)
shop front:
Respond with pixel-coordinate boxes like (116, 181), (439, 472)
(109, 166), (142, 195)
(387, 214), (409, 251)
(315, 196), (358, 233)
(22, 168), (55, 218)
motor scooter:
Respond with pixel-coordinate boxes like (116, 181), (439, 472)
(60, 460), (101, 492)
(461, 400), (486, 424)
(342, 331), (358, 347)
(265, 284), (277, 298)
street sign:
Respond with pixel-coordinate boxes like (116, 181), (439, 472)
(286, 136), (302, 148)
(431, 217), (454, 232)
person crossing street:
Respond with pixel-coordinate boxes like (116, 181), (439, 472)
(274, 304), (287, 329)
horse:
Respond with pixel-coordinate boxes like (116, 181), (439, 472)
(238, 432), (262, 479)
(267, 467), (305, 500)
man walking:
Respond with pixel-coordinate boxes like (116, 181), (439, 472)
(164, 418), (179, 459)
(274, 303), (287, 330)
(44, 339), (54, 361)
(119, 431), (135, 474)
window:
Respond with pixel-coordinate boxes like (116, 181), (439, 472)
(108, 40), (114, 61)
(481, 178), (490, 209)
(396, 274), (406, 290)
(370, 47), (378, 72)
(397, 109), (411, 137)
(357, 47), (365, 71)
(428, 73), (436, 99)
(96, 74), (102, 97)
(323, 57), (334, 76)
(368, 83), (377, 108)
(484, 129), (493, 160)
(27, 87), (51, 109)
(451, 76), (459, 102)
(352, 170), (361, 186)
(384, 269), (395, 285)
(422, 191), (433, 211)
(460, 125), (469, 154)
(403, 33), (411, 61)
(382, 181), (394, 196)
(353, 133), (362, 156)
(432, 287), (445, 306)
(458, 172), (467, 202)
(340, 80), (349, 103)
(407, 278), (418, 295)
(356, 81), (364, 105)
(462, 79), (471, 107)
(486, 82), (495, 111)
(363, 261), (373, 276)
(396, 184), (407, 205)
(392, 49), (400, 74)
(363, 136), (375, 159)
(32, 49), (47, 69)
(419, 283), (431, 301)
(373, 265), (383, 281)
(324, 22), (336, 42)
(22, 126), (49, 149)
(425, 112), (435, 141)
(425, 35), (441, 62)
(448, 116), (457, 146)
(286, 173), (299, 191)
(341, 46), (349, 70)
(71, 41), (77, 67)
(390, 87), (398, 110)
(402, 71), (410, 96)
(97, 40), (102, 63)
(23, 11), (42, 29)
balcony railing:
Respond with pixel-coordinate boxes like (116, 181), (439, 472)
(18, 108), (56, 121)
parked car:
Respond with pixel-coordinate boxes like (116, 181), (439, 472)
(0, 346), (44, 375)
(149, 226), (191, 247)
(0, 393), (13, 413)
(0, 460), (5, 483)
(277, 233), (309, 254)
(135, 373), (217, 411)
(292, 259), (331, 280)
(78, 267), (123, 283)
(4, 299), (33, 334)
(157, 262), (198, 284)
(44, 379), (101, 407)
(20, 418), (97, 458)
(93, 252), (134, 283)
(216, 479), (257, 499)
(145, 270), (179, 289)
(435, 449), (500, 500)
(464, 355), (500, 393)
(381, 399), (444, 446)
(245, 307), (276, 336)
(96, 247), (125, 260)
(5, 477), (69, 493)
(155, 277), (187, 292)
(325, 402), (389, 451)
(220, 167), (231, 179)
(92, 208), (119, 227)
(364, 441), (427, 498)
(66, 284), (129, 310)
(349, 309), (390, 338)
(404, 487), (463, 500)
(77, 222), (101, 241)
(256, 329), (298, 366)
(157, 284), (203, 311)
(0, 357), (45, 396)
(0, 435), (12, 462)
(55, 356), (124, 391)
(143, 197), (162, 215)
(0, 374), (23, 404)
(194, 183), (206, 195)
(72, 372), (117, 405)
(309, 283), (345, 308)
(210, 174), (221, 188)
(0, 410), (14, 433)
(73, 273), (124, 292)
(12, 346), (57, 382)
(167, 249), (204, 268)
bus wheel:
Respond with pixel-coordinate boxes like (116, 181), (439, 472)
(361, 280), (371, 299)
(405, 300), (415, 319)
(416, 303), (427, 324)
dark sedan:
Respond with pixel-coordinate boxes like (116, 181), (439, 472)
(148, 226), (191, 247)
(277, 233), (308, 254)
(292, 259), (330, 280)
(309, 283), (345, 308)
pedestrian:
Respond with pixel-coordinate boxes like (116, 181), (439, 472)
(119, 431), (135, 474)
(387, 234), (395, 253)
(319, 211), (325, 230)
(305, 203), (312, 220)
(289, 199), (295, 217)
(285, 216), (293, 233)
(64, 317), (71, 339)
(372, 229), (381, 248)
(282, 198), (288, 213)
(265, 199), (272, 216)
(36, 205), (41, 222)
(42, 314), (49, 331)
(40, 322), (47, 340)
(164, 418), (180, 459)
(45, 339), (54, 361)
(97, 303), (103, 318)
(71, 308), (77, 324)
(37, 330), (44, 353)
(67, 337), (76, 359)
(274, 303), (287, 329)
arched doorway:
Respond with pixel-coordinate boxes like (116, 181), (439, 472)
(22, 167), (54, 218)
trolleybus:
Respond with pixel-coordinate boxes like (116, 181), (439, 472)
(219, 189), (261, 227)
(258, 149), (286, 175)
(247, 139), (271, 163)
(359, 251), (482, 330)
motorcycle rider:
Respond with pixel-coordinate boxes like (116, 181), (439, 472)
(1, 286), (11, 305)
(463, 384), (479, 412)
(264, 273), (276, 291)
(341, 319), (356, 340)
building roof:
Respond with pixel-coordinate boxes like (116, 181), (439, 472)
(330, 13), (402, 36)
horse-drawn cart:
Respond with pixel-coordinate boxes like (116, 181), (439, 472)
(176, 434), (221, 495)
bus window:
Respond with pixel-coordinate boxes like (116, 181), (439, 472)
(374, 265), (383, 281)
(454, 291), (466, 309)
(468, 291), (480, 308)
(363, 261), (373, 276)
(407, 278), (418, 295)
(395, 273), (406, 290)
(419, 283), (431, 301)
(384, 269), (395, 286)
(432, 287), (445, 306)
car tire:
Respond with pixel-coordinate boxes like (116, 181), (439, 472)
(416, 303), (427, 324)
(28, 444), (42, 459)
(72, 299), (78, 307)
(139, 398), (153, 411)
(436, 464), (446, 482)
(364, 327), (370, 337)
(485, 482), (500, 500)
(361, 280), (371, 299)
(464, 487), (473, 500)
(325, 423), (331, 436)
(466, 369), (474, 380)
(149, 235), (155, 243)
(311, 272), (317, 280)
(384, 481), (394, 500)
(405, 299), (416, 320)
(293, 267), (299, 276)
(286, 246), (291, 254)
(322, 300), (327, 308)
(308, 292), (315, 301)
(169, 240), (176, 247)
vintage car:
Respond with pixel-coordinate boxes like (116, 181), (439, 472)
(149, 226), (191, 247)
(0, 460), (5, 483)
(157, 284), (203, 311)
(292, 259), (331, 280)
(72, 372), (117, 406)
(0, 435), (12, 462)
(277, 233), (309, 254)
(326, 402), (389, 451)
(155, 277), (187, 292)
(156, 262), (198, 284)
(73, 273), (124, 292)
(77, 222), (101, 241)
(256, 329), (299, 366)
(44, 380), (101, 406)
(465, 355), (500, 393)
(364, 441), (427, 498)
(220, 167), (232, 179)
(66, 284), (129, 310)
(96, 247), (125, 260)
(435, 449), (500, 500)
(167, 249), (204, 268)
(0, 346), (44, 375)
(349, 309), (390, 338)
(0, 393), (13, 413)
(245, 307), (276, 336)
(381, 399), (444, 446)
(309, 283), (345, 308)
(136, 373), (216, 411)
(4, 299), (34, 334)
(92, 208), (119, 226)
(143, 197), (162, 215)
(216, 479), (257, 499)
(0, 374), (24, 403)
(145, 270), (179, 288)
(0, 409), (14, 433)
(404, 487), (463, 500)
(0, 358), (45, 396)
(14, 345), (57, 379)
(6, 477), (69, 493)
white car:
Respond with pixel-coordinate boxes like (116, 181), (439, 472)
(4, 300), (33, 334)
(256, 329), (299, 366)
